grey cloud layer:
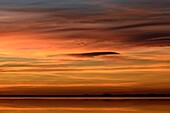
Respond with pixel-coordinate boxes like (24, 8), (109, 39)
(0, 0), (169, 49)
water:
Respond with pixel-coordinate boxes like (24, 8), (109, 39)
(0, 98), (169, 113)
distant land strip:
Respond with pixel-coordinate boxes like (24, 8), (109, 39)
(0, 94), (170, 97)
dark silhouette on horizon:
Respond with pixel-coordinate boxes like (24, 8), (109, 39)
(0, 94), (169, 97)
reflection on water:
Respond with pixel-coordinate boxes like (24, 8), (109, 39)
(0, 98), (169, 113)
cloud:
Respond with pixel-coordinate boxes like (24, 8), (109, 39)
(0, 57), (37, 62)
(0, 0), (169, 50)
(68, 52), (120, 57)
(41, 22), (170, 32)
(0, 0), (169, 95)
(108, 22), (170, 30)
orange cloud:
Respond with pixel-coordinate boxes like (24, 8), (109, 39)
(0, 0), (169, 95)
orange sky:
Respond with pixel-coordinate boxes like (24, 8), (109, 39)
(0, 0), (169, 95)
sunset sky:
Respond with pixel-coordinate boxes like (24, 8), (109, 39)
(0, 0), (169, 95)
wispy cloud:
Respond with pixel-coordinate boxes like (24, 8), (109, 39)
(0, 0), (169, 95)
(68, 52), (120, 57)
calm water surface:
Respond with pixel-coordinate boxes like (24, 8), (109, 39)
(0, 98), (169, 113)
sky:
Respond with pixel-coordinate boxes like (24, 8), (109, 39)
(0, 0), (169, 95)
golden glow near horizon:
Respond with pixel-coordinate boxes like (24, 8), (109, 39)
(0, 0), (169, 95)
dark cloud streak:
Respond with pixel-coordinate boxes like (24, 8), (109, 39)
(68, 52), (120, 57)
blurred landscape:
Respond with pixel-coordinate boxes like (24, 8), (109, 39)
(0, 0), (169, 113)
